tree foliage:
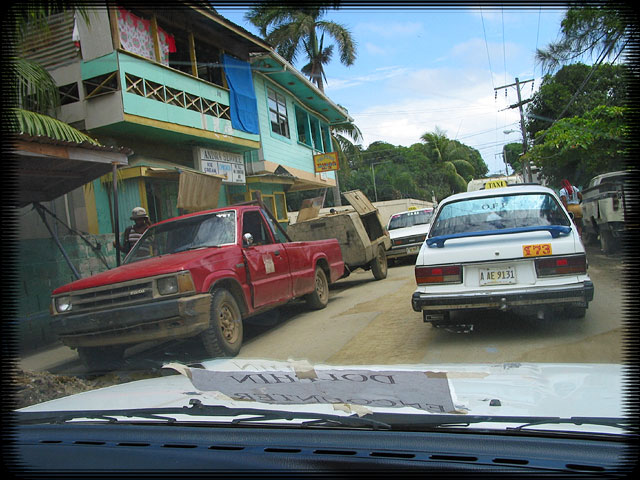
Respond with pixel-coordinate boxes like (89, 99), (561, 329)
(335, 130), (488, 205)
(535, 5), (632, 73)
(525, 105), (627, 187)
(245, 3), (356, 92)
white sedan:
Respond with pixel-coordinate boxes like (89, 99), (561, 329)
(411, 185), (594, 326)
(386, 207), (433, 262)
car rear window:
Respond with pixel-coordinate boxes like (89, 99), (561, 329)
(388, 210), (433, 230)
(429, 193), (570, 237)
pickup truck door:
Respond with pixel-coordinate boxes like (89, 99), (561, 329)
(241, 209), (292, 309)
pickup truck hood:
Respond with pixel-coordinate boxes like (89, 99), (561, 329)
(19, 361), (625, 434)
(389, 224), (430, 241)
(53, 246), (234, 294)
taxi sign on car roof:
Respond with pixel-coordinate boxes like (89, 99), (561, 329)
(485, 179), (508, 189)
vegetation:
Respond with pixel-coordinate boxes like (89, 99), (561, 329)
(245, 3), (356, 93)
(8, 5), (98, 144)
(525, 3), (633, 188)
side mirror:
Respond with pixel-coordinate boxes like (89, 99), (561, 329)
(568, 211), (575, 220)
(243, 233), (254, 246)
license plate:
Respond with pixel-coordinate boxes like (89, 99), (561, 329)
(479, 266), (516, 285)
(522, 243), (552, 257)
(407, 246), (420, 254)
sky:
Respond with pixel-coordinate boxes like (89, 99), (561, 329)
(216, 5), (568, 175)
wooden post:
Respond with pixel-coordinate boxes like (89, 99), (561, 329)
(189, 32), (198, 77)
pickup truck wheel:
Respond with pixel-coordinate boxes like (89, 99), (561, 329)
(201, 289), (243, 358)
(305, 266), (329, 310)
(77, 346), (125, 372)
(371, 245), (388, 280)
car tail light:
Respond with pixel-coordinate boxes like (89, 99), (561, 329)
(415, 265), (462, 285)
(535, 254), (587, 277)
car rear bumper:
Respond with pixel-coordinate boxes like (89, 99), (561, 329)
(52, 294), (212, 348)
(387, 243), (422, 259)
(411, 280), (594, 312)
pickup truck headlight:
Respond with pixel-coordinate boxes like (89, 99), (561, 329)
(156, 272), (195, 296)
(157, 276), (179, 295)
(54, 296), (72, 313)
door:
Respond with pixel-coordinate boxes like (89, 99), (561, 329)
(241, 209), (292, 309)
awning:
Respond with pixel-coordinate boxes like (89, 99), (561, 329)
(246, 160), (336, 191)
(13, 133), (131, 207)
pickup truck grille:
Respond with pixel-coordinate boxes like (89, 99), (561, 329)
(69, 281), (154, 313)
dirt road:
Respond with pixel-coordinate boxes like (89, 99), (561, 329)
(15, 245), (625, 407)
(238, 244), (625, 365)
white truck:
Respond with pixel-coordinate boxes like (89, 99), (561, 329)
(581, 171), (629, 254)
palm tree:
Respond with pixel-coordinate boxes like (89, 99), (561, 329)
(535, 5), (631, 74)
(245, 3), (356, 92)
(420, 128), (473, 193)
(9, 5), (98, 144)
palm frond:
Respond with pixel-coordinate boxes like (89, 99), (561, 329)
(13, 108), (100, 145)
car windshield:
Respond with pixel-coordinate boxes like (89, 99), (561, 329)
(429, 193), (570, 237)
(125, 211), (236, 264)
(14, 5), (630, 473)
(388, 210), (432, 230)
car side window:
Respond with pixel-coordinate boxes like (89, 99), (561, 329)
(242, 210), (273, 246)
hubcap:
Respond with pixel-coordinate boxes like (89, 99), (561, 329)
(219, 303), (239, 343)
(316, 271), (327, 300)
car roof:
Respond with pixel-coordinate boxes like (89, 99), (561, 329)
(392, 207), (433, 216)
(438, 184), (557, 206)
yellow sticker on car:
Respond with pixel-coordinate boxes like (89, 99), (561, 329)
(522, 243), (552, 257)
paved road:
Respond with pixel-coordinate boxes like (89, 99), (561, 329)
(20, 244), (624, 376)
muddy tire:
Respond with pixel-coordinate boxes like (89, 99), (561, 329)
(77, 345), (125, 373)
(305, 266), (329, 310)
(371, 244), (388, 280)
(201, 288), (243, 358)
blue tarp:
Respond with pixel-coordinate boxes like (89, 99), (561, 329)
(222, 54), (260, 135)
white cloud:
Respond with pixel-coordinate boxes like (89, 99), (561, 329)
(340, 66), (522, 174)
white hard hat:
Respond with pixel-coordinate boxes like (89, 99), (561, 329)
(130, 207), (148, 220)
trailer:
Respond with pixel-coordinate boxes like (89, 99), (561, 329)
(287, 190), (392, 280)
(581, 170), (629, 254)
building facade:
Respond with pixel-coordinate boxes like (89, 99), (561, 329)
(16, 4), (352, 349)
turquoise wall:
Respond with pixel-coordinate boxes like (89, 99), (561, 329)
(254, 76), (324, 174)
(93, 177), (144, 235)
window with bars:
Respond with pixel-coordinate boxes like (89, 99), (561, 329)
(58, 82), (80, 105)
(267, 87), (289, 138)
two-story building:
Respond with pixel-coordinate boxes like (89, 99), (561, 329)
(41, 4), (350, 232)
(16, 3), (352, 350)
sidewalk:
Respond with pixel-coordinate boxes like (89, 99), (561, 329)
(18, 343), (79, 372)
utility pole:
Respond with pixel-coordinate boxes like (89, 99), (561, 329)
(495, 77), (533, 182)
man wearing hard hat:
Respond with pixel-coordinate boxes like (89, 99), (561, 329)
(114, 207), (152, 254)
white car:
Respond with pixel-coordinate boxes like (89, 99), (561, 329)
(411, 185), (594, 326)
(386, 207), (433, 261)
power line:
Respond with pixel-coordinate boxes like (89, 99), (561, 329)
(480, 7), (496, 91)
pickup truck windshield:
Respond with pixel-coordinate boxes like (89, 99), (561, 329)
(124, 211), (236, 264)
(388, 210), (432, 230)
(429, 193), (570, 237)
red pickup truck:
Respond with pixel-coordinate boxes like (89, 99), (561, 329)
(50, 205), (344, 370)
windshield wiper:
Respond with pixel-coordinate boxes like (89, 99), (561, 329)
(15, 399), (391, 430)
(16, 405), (628, 434)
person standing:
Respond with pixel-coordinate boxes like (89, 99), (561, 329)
(559, 179), (583, 237)
(115, 207), (152, 254)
